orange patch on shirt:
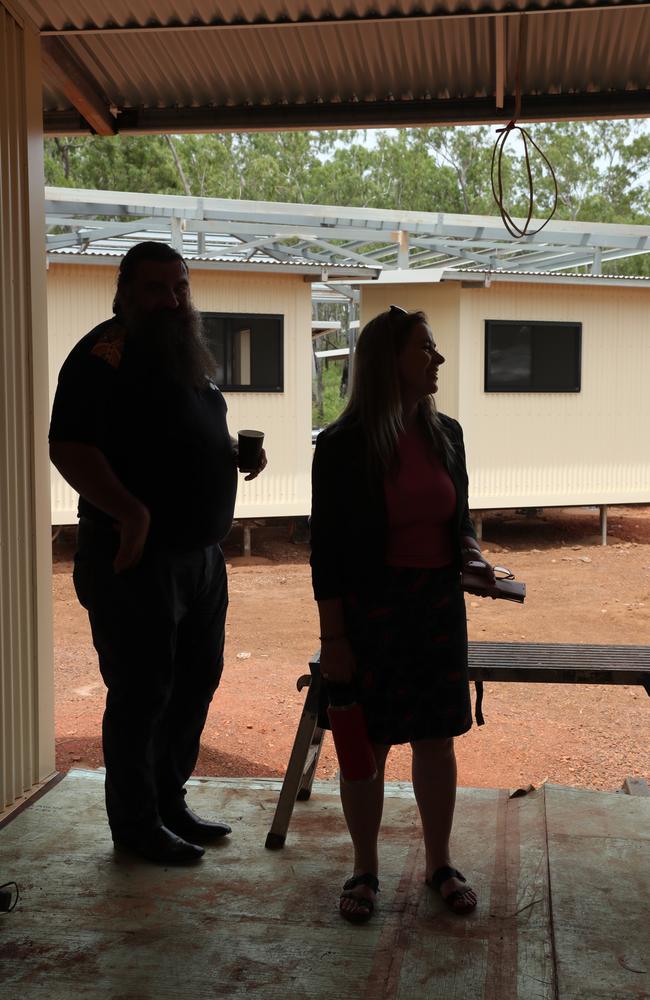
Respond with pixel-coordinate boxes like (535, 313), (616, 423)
(90, 325), (126, 369)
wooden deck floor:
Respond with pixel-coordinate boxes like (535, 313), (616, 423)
(1, 770), (648, 999)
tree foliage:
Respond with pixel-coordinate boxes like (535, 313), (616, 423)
(313, 361), (348, 428)
(45, 121), (650, 231)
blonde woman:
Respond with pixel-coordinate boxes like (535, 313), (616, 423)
(310, 306), (494, 922)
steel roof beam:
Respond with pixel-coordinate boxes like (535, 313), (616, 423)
(406, 239), (502, 268)
(41, 190), (632, 242)
(321, 284), (359, 303)
(45, 189), (650, 250)
(48, 217), (623, 271)
(405, 252), (472, 269)
(192, 220), (415, 244)
(518, 248), (650, 272)
(311, 288), (355, 303)
(43, 89), (650, 137)
(43, 189), (650, 274)
(356, 239), (500, 268)
(496, 247), (641, 271)
(41, 38), (116, 136)
(495, 249), (594, 270)
(300, 237), (389, 267)
(46, 219), (160, 248)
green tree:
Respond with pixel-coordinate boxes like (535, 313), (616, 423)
(306, 138), (383, 207)
(170, 134), (239, 198)
(509, 121), (650, 225)
(44, 134), (182, 192)
(411, 126), (507, 215)
(313, 361), (348, 428)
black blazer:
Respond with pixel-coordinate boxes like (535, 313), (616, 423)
(310, 412), (477, 601)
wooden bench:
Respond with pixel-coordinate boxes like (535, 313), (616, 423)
(265, 642), (650, 848)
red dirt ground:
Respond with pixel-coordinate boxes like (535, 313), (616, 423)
(52, 505), (650, 792)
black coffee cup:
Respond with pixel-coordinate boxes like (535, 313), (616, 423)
(237, 429), (264, 472)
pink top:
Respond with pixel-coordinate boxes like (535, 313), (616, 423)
(384, 426), (456, 568)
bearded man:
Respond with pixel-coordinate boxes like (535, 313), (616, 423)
(49, 241), (267, 864)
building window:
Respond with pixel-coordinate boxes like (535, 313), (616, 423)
(484, 320), (582, 392)
(202, 313), (284, 391)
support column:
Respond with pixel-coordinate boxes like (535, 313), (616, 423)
(0, 7), (54, 811)
(600, 505), (608, 546)
(473, 512), (483, 541)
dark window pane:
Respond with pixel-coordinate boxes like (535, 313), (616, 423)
(201, 313), (283, 391)
(485, 321), (581, 393)
(531, 326), (580, 391)
(251, 325), (281, 387)
(487, 325), (533, 387)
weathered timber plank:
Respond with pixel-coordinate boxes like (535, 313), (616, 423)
(468, 642), (650, 689)
(545, 785), (650, 1000)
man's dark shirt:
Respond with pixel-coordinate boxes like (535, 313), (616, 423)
(49, 319), (238, 550)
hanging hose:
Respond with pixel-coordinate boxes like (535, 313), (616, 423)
(491, 122), (558, 239)
(491, 16), (558, 239)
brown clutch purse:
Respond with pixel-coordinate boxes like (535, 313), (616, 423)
(461, 564), (526, 603)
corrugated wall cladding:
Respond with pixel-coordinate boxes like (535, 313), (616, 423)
(48, 264), (313, 522)
(458, 282), (650, 508)
(0, 9), (53, 811)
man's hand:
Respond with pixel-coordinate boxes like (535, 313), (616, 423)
(113, 503), (151, 573)
(243, 447), (268, 482)
(49, 442), (151, 568)
(319, 636), (356, 685)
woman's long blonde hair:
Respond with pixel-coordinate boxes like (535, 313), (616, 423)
(335, 308), (453, 475)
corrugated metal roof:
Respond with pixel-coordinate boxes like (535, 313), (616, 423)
(444, 266), (650, 285)
(346, 265), (650, 286)
(456, 266), (650, 279)
(22, 1), (650, 133)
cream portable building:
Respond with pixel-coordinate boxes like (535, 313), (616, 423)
(47, 252), (369, 526)
(359, 269), (650, 524)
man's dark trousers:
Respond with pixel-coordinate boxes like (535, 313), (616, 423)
(73, 519), (228, 840)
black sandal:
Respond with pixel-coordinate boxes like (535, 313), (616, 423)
(339, 873), (379, 924)
(426, 865), (477, 914)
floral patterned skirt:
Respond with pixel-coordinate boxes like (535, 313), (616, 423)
(331, 564), (473, 745)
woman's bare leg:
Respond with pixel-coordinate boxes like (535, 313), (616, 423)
(411, 737), (477, 910)
(339, 743), (390, 917)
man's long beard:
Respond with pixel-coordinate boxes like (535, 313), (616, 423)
(121, 304), (217, 390)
